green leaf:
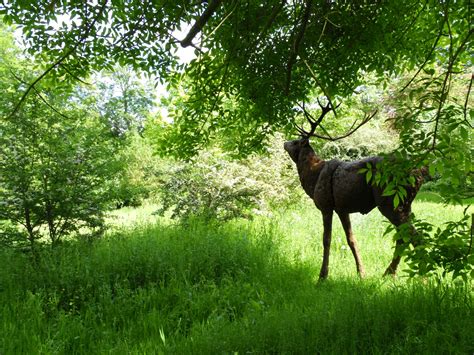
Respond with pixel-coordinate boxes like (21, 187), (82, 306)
(398, 186), (407, 199)
(382, 189), (396, 197)
(393, 194), (400, 209)
(428, 165), (436, 177)
(366, 170), (372, 183)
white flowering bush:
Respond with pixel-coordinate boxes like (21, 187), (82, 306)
(156, 135), (300, 223)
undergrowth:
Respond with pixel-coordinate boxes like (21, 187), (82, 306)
(0, 199), (472, 354)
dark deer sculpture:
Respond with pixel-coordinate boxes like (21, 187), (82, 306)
(284, 100), (424, 280)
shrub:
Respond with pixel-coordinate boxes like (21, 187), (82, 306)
(156, 151), (261, 222)
(111, 133), (162, 208)
(0, 88), (121, 248)
(317, 121), (398, 161)
(155, 135), (300, 223)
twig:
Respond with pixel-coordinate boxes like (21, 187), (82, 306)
(207, 1), (238, 38)
(301, 58), (338, 118)
(8, 0), (109, 118)
(432, 27), (473, 149)
(33, 88), (73, 121)
(309, 111), (378, 142)
(256, 0), (286, 42)
(463, 73), (473, 126)
(390, 0), (429, 52)
(58, 63), (92, 85)
(399, 18), (445, 93)
(285, 0), (312, 95)
(9, 69), (72, 120)
(317, 18), (328, 45)
(468, 212), (473, 258)
(203, 52), (233, 132)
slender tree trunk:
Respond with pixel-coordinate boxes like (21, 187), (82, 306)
(24, 204), (39, 263)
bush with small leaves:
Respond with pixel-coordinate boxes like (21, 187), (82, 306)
(155, 136), (300, 223)
(0, 89), (121, 248)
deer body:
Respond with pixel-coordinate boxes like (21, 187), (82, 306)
(285, 138), (422, 279)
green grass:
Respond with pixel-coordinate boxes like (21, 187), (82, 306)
(0, 197), (472, 354)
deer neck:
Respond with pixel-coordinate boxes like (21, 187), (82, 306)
(297, 151), (325, 197)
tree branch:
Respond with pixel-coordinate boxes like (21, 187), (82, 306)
(207, 1), (238, 38)
(58, 63), (92, 85)
(301, 58), (338, 118)
(389, 0), (429, 52)
(180, 0), (223, 48)
(8, 0), (109, 118)
(432, 27), (472, 149)
(9, 69), (73, 121)
(285, 0), (312, 95)
(463, 73), (473, 126)
(399, 18), (445, 93)
(257, 0), (286, 41)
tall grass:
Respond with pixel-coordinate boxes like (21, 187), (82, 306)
(0, 196), (472, 354)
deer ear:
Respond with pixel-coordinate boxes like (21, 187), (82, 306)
(302, 138), (310, 146)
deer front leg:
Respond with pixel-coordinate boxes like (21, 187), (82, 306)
(338, 213), (365, 278)
(319, 210), (333, 280)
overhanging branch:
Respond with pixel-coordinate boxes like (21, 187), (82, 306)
(285, 0), (312, 95)
(180, 0), (223, 48)
(8, 0), (109, 118)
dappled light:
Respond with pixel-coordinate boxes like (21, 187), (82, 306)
(1, 202), (472, 352)
(0, 1), (472, 352)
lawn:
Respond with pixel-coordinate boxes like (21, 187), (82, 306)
(0, 194), (472, 354)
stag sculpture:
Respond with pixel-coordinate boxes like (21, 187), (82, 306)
(284, 101), (424, 280)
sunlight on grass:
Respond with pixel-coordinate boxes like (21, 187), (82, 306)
(106, 202), (163, 230)
(1, 197), (472, 353)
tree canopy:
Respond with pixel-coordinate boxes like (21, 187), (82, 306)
(0, 0), (472, 156)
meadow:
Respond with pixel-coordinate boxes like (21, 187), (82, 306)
(0, 193), (472, 354)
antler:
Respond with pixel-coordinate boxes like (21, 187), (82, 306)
(296, 98), (338, 138)
(296, 99), (377, 141)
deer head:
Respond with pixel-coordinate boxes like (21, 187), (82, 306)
(284, 98), (337, 163)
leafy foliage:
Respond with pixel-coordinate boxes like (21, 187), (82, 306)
(385, 212), (474, 282)
(111, 133), (162, 208)
(155, 136), (299, 223)
(1, 1), (471, 154)
(0, 88), (120, 247)
(157, 153), (261, 223)
(0, 26), (121, 247)
(317, 123), (397, 161)
(380, 69), (473, 204)
(90, 66), (155, 136)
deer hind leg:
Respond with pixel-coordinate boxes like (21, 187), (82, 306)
(378, 204), (412, 276)
(319, 210), (333, 280)
(383, 237), (406, 276)
(337, 213), (365, 278)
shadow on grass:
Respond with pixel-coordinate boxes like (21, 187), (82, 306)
(415, 191), (445, 203)
(0, 219), (472, 354)
(416, 191), (474, 205)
